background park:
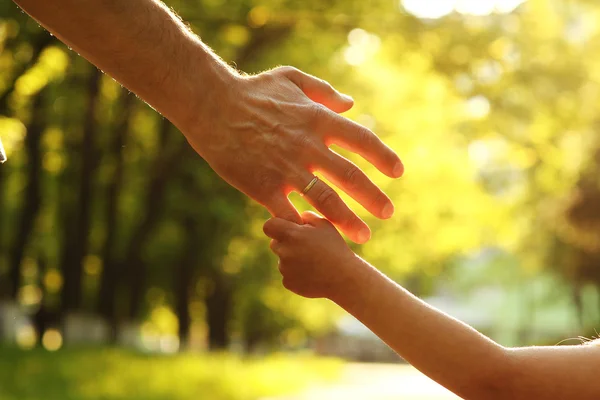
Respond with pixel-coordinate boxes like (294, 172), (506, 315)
(1, 0), (600, 398)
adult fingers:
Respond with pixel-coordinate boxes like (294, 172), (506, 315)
(319, 150), (394, 219)
(301, 211), (330, 227)
(265, 194), (302, 224)
(280, 66), (354, 114)
(298, 174), (371, 244)
(263, 218), (300, 241)
(324, 115), (404, 179)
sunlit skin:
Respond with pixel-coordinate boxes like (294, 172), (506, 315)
(264, 212), (600, 400)
(11, 0), (404, 244)
(0, 137), (6, 163)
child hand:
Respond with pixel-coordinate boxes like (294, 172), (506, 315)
(263, 211), (357, 299)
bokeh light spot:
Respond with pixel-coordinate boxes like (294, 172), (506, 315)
(248, 6), (269, 28)
(465, 95), (491, 119)
(401, 0), (527, 19)
(42, 329), (63, 351)
(16, 324), (37, 350)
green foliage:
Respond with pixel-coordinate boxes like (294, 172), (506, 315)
(1, 0), (600, 350)
(0, 347), (341, 400)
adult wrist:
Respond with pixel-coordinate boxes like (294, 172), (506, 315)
(169, 38), (241, 135)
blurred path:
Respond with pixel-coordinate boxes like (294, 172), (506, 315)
(264, 363), (461, 400)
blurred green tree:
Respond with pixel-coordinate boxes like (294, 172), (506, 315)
(2, 0), (600, 350)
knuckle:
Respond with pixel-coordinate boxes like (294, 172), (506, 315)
(292, 132), (312, 148)
(257, 171), (277, 189)
(276, 65), (299, 78)
(271, 121), (289, 137)
(262, 70), (278, 83)
(292, 133), (321, 157)
(357, 126), (374, 146)
(306, 104), (333, 133)
(343, 165), (361, 188)
(321, 78), (335, 92)
(272, 65), (302, 84)
(316, 187), (340, 210)
(308, 103), (326, 124)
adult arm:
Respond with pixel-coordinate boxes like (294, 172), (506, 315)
(263, 212), (600, 400)
(11, 0), (404, 243)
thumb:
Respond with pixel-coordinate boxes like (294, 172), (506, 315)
(281, 67), (354, 113)
(267, 195), (302, 224)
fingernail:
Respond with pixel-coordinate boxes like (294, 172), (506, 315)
(341, 93), (354, 102)
(393, 161), (404, 178)
(358, 227), (371, 243)
(382, 203), (394, 219)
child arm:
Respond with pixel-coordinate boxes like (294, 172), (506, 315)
(264, 212), (600, 400)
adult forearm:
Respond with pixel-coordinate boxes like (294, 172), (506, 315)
(329, 256), (509, 399)
(14, 1), (404, 238)
(12, 0), (234, 131)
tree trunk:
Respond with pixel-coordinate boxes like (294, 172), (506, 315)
(0, 35), (56, 300)
(242, 306), (265, 354)
(60, 67), (101, 315)
(174, 216), (198, 349)
(206, 272), (232, 350)
(96, 89), (135, 342)
(0, 163), (6, 289)
(32, 254), (60, 343)
(125, 119), (187, 321)
(7, 90), (46, 300)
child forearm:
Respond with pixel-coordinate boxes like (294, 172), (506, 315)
(264, 213), (600, 399)
(328, 255), (510, 399)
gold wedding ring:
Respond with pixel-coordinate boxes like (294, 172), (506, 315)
(302, 176), (319, 196)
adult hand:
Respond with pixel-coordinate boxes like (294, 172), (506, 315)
(185, 66), (403, 244)
(10, 1), (401, 243)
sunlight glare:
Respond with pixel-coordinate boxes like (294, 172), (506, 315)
(495, 0), (527, 13)
(344, 29), (381, 66)
(465, 95), (491, 119)
(456, 0), (496, 16)
(401, 0), (527, 19)
(468, 140), (491, 166)
(401, 0), (455, 20)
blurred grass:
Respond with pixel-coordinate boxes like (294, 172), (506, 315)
(0, 347), (342, 400)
